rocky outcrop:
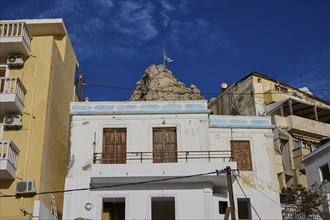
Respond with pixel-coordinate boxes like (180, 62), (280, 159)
(130, 64), (204, 101)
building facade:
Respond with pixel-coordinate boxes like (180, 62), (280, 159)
(0, 19), (78, 219)
(302, 137), (330, 218)
(63, 100), (281, 219)
(208, 72), (330, 189)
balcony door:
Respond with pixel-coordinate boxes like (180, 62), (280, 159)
(0, 67), (6, 92)
(153, 127), (177, 163)
(103, 128), (127, 164)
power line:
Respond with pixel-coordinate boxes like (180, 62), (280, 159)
(233, 174), (262, 220)
(83, 83), (330, 96)
(236, 175), (282, 207)
(0, 171), (217, 198)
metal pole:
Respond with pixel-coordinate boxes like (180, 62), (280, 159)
(78, 69), (83, 101)
(226, 166), (236, 220)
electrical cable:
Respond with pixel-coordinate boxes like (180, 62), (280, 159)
(0, 171), (217, 198)
(233, 173), (262, 220)
(236, 175), (282, 207)
(83, 83), (330, 96)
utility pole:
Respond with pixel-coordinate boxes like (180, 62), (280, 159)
(226, 166), (236, 220)
(77, 69), (83, 101)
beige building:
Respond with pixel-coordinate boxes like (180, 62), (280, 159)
(208, 72), (330, 189)
(0, 19), (78, 219)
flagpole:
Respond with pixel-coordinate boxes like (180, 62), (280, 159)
(163, 49), (165, 66)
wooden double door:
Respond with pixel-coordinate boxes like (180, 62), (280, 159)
(153, 127), (177, 163)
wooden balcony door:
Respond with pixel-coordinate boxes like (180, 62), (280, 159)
(103, 128), (127, 164)
(0, 67), (5, 92)
(153, 127), (177, 163)
(230, 140), (252, 171)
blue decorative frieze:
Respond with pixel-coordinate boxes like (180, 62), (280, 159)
(185, 103), (205, 109)
(140, 104), (160, 110)
(162, 104), (183, 110)
(70, 101), (209, 115)
(94, 105), (114, 111)
(117, 105), (138, 110)
(71, 105), (92, 111)
(209, 116), (273, 129)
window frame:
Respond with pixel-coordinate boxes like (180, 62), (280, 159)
(319, 164), (330, 183)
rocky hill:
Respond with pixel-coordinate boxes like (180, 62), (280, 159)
(129, 64), (204, 101)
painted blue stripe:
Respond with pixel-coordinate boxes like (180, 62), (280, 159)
(71, 105), (92, 111)
(209, 124), (274, 129)
(117, 105), (138, 110)
(140, 104), (160, 110)
(162, 104), (183, 110)
(94, 105), (114, 111)
(70, 109), (210, 115)
(185, 103), (205, 109)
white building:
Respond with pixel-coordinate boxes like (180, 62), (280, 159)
(209, 115), (282, 219)
(63, 100), (281, 220)
(302, 138), (330, 217)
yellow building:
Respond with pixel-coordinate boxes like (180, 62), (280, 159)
(0, 19), (78, 219)
(208, 72), (330, 189)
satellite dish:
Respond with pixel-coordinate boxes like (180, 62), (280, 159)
(221, 83), (228, 93)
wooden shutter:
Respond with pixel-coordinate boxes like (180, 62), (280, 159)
(103, 128), (126, 164)
(0, 67), (6, 92)
(153, 128), (177, 163)
(230, 140), (252, 171)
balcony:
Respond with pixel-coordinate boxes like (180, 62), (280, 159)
(91, 150), (236, 188)
(0, 21), (32, 57)
(286, 115), (330, 138)
(0, 140), (20, 179)
(0, 77), (27, 115)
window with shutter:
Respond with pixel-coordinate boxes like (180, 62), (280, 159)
(103, 128), (127, 164)
(153, 127), (177, 163)
(230, 140), (252, 171)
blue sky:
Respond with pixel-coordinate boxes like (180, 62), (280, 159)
(1, 0), (329, 102)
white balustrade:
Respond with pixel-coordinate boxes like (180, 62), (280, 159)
(0, 140), (20, 168)
(0, 77), (27, 104)
(0, 21), (32, 49)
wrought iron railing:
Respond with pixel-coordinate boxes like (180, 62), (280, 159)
(93, 150), (232, 164)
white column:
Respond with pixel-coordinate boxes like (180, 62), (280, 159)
(203, 188), (213, 220)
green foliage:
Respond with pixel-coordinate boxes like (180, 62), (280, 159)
(281, 183), (328, 220)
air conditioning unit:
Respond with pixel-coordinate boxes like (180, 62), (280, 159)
(7, 55), (24, 67)
(16, 180), (36, 197)
(3, 115), (22, 128)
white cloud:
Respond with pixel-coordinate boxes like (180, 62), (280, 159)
(95, 0), (114, 8)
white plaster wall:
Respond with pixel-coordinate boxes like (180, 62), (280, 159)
(67, 113), (210, 177)
(63, 180), (214, 220)
(304, 151), (330, 188)
(209, 127), (282, 219)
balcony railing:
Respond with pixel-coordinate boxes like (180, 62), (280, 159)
(94, 150), (232, 164)
(0, 21), (32, 49)
(0, 77), (27, 103)
(0, 140), (20, 168)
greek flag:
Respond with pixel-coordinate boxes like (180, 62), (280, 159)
(163, 50), (173, 63)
